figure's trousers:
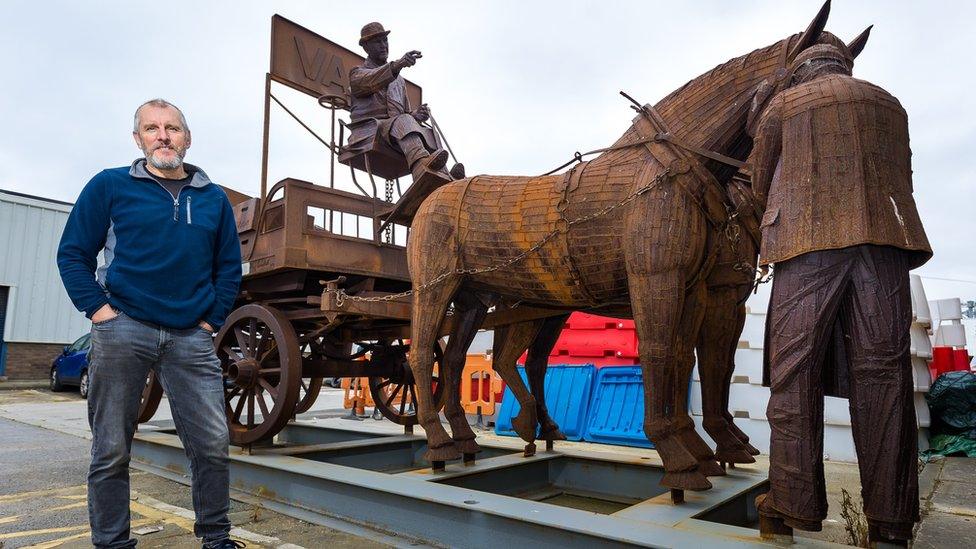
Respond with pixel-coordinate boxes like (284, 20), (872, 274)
(765, 245), (919, 536)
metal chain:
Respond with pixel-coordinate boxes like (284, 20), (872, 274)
(723, 209), (774, 292)
(328, 168), (674, 305)
(384, 180), (395, 244)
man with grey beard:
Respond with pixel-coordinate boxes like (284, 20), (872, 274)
(57, 99), (243, 549)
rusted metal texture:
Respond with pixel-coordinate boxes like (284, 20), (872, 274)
(752, 74), (932, 268)
(242, 178), (410, 284)
(269, 15), (421, 111)
(748, 9), (930, 540)
(761, 246), (920, 539)
(404, 22), (806, 491)
(340, 21), (455, 218)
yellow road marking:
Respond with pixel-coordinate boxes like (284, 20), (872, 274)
(0, 499), (88, 525)
(0, 524), (89, 540)
(27, 530), (92, 548)
(19, 519), (154, 548)
(0, 485), (86, 503)
(128, 500), (195, 532)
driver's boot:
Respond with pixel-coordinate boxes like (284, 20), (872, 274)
(410, 149), (451, 187)
(450, 163), (465, 180)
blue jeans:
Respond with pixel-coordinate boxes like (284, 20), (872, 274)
(87, 311), (230, 548)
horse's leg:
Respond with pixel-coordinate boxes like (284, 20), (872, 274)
(492, 320), (546, 443)
(526, 314), (571, 442)
(441, 294), (488, 456)
(409, 276), (463, 463)
(699, 286), (757, 464)
(671, 280), (725, 477)
(628, 269), (710, 491)
(719, 296), (761, 456)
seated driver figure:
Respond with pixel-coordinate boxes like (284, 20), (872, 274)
(347, 22), (461, 193)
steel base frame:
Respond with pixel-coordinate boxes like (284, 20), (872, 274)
(131, 420), (841, 548)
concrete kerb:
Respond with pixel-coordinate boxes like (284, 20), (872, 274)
(0, 379), (50, 390)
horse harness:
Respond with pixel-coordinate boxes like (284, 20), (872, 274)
(549, 101), (754, 295)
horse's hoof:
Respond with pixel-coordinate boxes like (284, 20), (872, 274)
(697, 459), (726, 477)
(660, 470), (712, 492)
(650, 432), (700, 472)
(745, 442), (761, 456)
(676, 427), (717, 461)
(714, 447), (757, 465)
(511, 410), (538, 442)
(540, 427), (568, 441)
(454, 438), (481, 455)
(425, 444), (461, 462)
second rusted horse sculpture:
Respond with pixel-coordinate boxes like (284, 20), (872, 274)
(407, 4), (853, 491)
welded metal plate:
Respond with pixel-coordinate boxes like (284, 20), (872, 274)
(131, 420), (843, 548)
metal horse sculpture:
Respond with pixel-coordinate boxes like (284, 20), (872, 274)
(459, 171), (765, 465)
(408, 3), (842, 491)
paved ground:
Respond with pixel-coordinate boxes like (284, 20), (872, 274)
(915, 456), (976, 548)
(0, 389), (387, 548)
(1, 387), (971, 547)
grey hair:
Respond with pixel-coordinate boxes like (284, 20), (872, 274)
(133, 98), (190, 133)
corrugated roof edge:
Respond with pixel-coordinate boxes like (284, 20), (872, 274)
(0, 188), (74, 212)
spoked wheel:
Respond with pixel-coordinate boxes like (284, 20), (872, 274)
(137, 370), (164, 423)
(295, 336), (326, 414)
(215, 304), (301, 446)
(368, 340), (445, 426)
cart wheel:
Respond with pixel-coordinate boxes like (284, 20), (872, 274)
(137, 370), (164, 423)
(294, 333), (334, 414)
(216, 304), (301, 445)
(368, 340), (446, 426)
(294, 376), (324, 414)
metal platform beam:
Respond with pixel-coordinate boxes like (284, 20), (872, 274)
(131, 421), (842, 548)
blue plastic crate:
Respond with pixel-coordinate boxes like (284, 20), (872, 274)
(582, 366), (654, 448)
(494, 364), (595, 441)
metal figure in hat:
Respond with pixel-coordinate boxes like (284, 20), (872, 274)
(750, 27), (931, 545)
(347, 22), (461, 194)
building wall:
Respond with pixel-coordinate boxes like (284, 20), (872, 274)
(1, 191), (92, 378)
(4, 342), (67, 380)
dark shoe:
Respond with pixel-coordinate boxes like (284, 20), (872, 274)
(202, 538), (246, 549)
(450, 162), (466, 180)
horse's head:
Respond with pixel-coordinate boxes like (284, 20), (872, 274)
(655, 0), (873, 185)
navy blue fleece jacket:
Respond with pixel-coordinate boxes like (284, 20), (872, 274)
(57, 159), (242, 330)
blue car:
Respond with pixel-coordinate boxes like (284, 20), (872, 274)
(50, 333), (91, 398)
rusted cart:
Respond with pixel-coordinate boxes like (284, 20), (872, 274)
(137, 172), (557, 447)
(135, 15), (558, 447)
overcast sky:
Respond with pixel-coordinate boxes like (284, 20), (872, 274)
(1, 0), (973, 303)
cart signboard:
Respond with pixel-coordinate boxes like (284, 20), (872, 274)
(269, 14), (422, 108)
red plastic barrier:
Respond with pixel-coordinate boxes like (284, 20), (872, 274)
(517, 312), (641, 367)
(565, 312), (634, 330)
(953, 348), (972, 371)
(931, 346), (955, 380)
(550, 330), (638, 358)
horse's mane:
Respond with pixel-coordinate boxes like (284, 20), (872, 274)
(650, 34), (797, 183)
(657, 38), (791, 110)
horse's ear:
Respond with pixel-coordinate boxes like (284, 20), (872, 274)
(848, 25), (873, 59)
(788, 0), (831, 63)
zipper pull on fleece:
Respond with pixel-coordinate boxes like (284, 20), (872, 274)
(187, 196), (192, 224)
(173, 198), (179, 221)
